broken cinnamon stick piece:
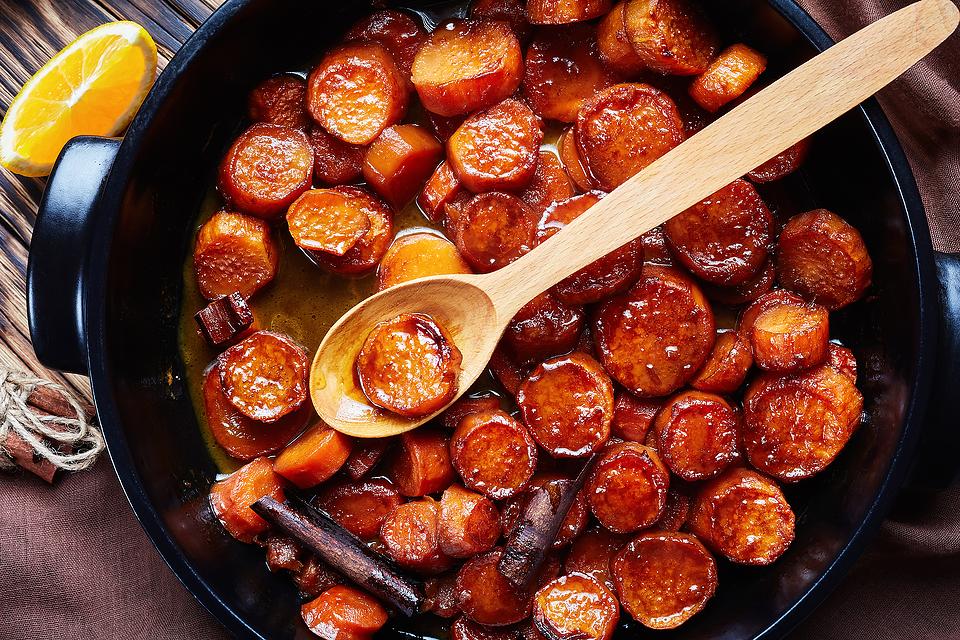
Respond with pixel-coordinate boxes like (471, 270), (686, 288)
(252, 494), (423, 616)
(195, 292), (254, 347)
(2, 431), (59, 483)
(497, 454), (597, 588)
(26, 384), (95, 421)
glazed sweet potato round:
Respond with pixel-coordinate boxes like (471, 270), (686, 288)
(622, 0), (719, 75)
(690, 329), (753, 394)
(317, 478), (404, 540)
(610, 393), (661, 442)
(574, 83), (685, 190)
(377, 232), (472, 291)
(218, 331), (309, 422)
(412, 19), (524, 117)
(380, 498), (453, 574)
(307, 42), (409, 145)
(388, 429), (456, 497)
(533, 573), (620, 640)
(777, 209), (873, 310)
(454, 192), (539, 272)
(504, 291), (584, 366)
(301, 586), (388, 640)
(517, 353), (614, 458)
(308, 126), (366, 186)
(563, 529), (626, 589)
(286, 188), (372, 256)
(664, 179), (773, 286)
(210, 457), (286, 543)
(523, 25), (616, 123)
(356, 313), (463, 418)
(420, 161), (464, 223)
(470, 0), (531, 41)
(448, 99), (543, 194)
(527, 0), (612, 24)
(363, 124), (443, 208)
(593, 266), (715, 397)
(247, 73), (310, 130)
(750, 300), (830, 373)
(194, 211), (278, 300)
(218, 123), (314, 220)
(689, 44), (767, 112)
(441, 394), (503, 431)
(612, 531), (718, 629)
(737, 289), (806, 339)
(558, 128), (596, 192)
(652, 390), (740, 481)
(520, 152), (576, 215)
(597, 2), (648, 76)
(309, 190), (394, 276)
(748, 138), (811, 183)
(687, 467), (796, 565)
(451, 409), (538, 500)
(827, 342), (858, 383)
(439, 484), (501, 558)
(343, 9), (426, 77)
(587, 441), (670, 534)
(456, 549), (535, 626)
(273, 422), (354, 489)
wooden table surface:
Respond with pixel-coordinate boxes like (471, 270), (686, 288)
(0, 0), (223, 402)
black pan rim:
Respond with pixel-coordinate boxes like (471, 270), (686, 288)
(80, 1), (940, 638)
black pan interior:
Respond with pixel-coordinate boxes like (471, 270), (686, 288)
(85, 1), (930, 638)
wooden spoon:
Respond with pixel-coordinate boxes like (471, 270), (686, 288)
(311, 0), (958, 438)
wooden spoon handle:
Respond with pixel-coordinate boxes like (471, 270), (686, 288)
(483, 0), (958, 319)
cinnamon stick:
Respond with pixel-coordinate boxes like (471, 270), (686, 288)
(3, 430), (58, 483)
(497, 454), (597, 588)
(26, 384), (95, 421)
(252, 494), (423, 616)
(195, 293), (254, 347)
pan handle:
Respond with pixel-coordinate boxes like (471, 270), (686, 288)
(911, 251), (960, 488)
(26, 136), (120, 375)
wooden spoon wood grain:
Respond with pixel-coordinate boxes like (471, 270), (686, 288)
(311, 0), (958, 438)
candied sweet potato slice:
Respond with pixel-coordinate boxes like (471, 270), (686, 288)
(309, 126), (366, 186)
(412, 19), (523, 117)
(517, 353), (614, 458)
(310, 188), (394, 276)
(652, 390), (740, 481)
(501, 471), (589, 549)
(456, 549), (535, 626)
(688, 467), (795, 565)
(639, 225), (674, 266)
(505, 291), (584, 366)
(209, 457), (286, 543)
(593, 266), (715, 397)
(343, 9), (426, 77)
(388, 428), (456, 497)
(737, 289), (806, 339)
(424, 574), (461, 619)
(194, 211), (278, 301)
(471, 0), (532, 41)
(419, 161), (464, 223)
(318, 478), (403, 540)
(563, 528), (626, 589)
(702, 258), (775, 306)
(751, 300), (830, 373)
(218, 331), (309, 422)
(597, 3), (647, 77)
(587, 442), (669, 533)
(523, 25), (616, 123)
(441, 394), (503, 430)
(308, 43), (409, 145)
(744, 365), (863, 481)
(536, 193), (645, 305)
(448, 99), (543, 193)
(827, 343), (858, 383)
(248, 73), (310, 130)
(664, 179), (773, 286)
(748, 138), (811, 183)
(489, 344), (527, 397)
(286, 188), (372, 256)
(610, 393), (661, 442)
(273, 422), (353, 489)
(558, 128), (595, 192)
(622, 0), (719, 75)
(357, 313), (463, 418)
(527, 0), (613, 24)
(363, 124), (443, 208)
(612, 532), (717, 629)
(777, 209), (873, 310)
(377, 232), (472, 291)
(439, 484), (502, 558)
(381, 498), (454, 574)
(454, 192), (539, 273)
(344, 439), (391, 480)
(575, 83), (684, 190)
(519, 152), (575, 215)
(534, 573), (619, 640)
(452, 409), (538, 499)
(301, 585), (388, 640)
(690, 329), (753, 394)
(218, 123), (313, 220)
(689, 44), (767, 112)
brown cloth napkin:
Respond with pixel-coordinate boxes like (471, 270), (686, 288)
(1, 1), (958, 638)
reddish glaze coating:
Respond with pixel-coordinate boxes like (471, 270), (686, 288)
(309, 126), (366, 186)
(217, 331), (308, 422)
(194, 211), (278, 301)
(587, 441), (670, 533)
(702, 258), (776, 306)
(748, 138), (811, 183)
(501, 471), (590, 549)
(218, 123), (313, 220)
(454, 192), (539, 272)
(563, 528), (626, 589)
(456, 549), (535, 626)
(419, 161), (464, 223)
(750, 300), (830, 373)
(452, 409), (538, 499)
(520, 152), (576, 215)
(448, 99), (543, 193)
(343, 9), (427, 77)
(424, 574), (461, 619)
(356, 313), (463, 418)
(470, 0), (532, 41)
(505, 291), (585, 366)
(664, 179), (773, 286)
(612, 531), (718, 629)
(597, 2), (648, 77)
(317, 478), (403, 540)
(363, 124), (444, 208)
(247, 74), (310, 130)
(286, 188), (372, 256)
(523, 25), (616, 123)
(658, 487), (692, 531)
(300, 585), (388, 640)
(380, 498), (454, 574)
(690, 329), (753, 394)
(439, 484), (502, 558)
(489, 345), (527, 397)
(575, 83), (684, 190)
(441, 394), (503, 430)
(517, 353), (615, 458)
(294, 556), (343, 599)
(527, 0), (612, 24)
(412, 19), (524, 117)
(622, 0), (719, 75)
(652, 390), (740, 481)
(307, 43), (409, 145)
(557, 128), (595, 192)
(534, 573), (620, 640)
(737, 289), (806, 339)
(688, 467), (796, 565)
(639, 225), (674, 265)
(209, 457), (286, 543)
(273, 422), (353, 489)
(689, 44), (767, 112)
(388, 429), (456, 497)
(743, 365), (863, 481)
(610, 393), (661, 442)
(777, 209), (873, 310)
(536, 192), (645, 305)
(377, 232), (472, 291)
(308, 188), (394, 277)
(593, 266), (716, 397)
(827, 343), (858, 383)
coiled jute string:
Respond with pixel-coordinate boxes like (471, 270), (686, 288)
(0, 367), (104, 472)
